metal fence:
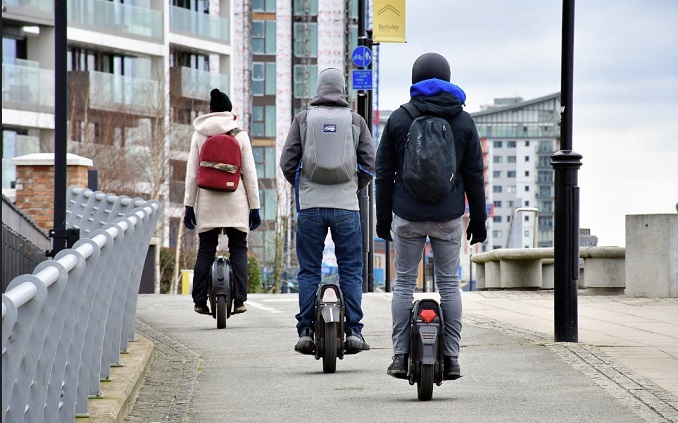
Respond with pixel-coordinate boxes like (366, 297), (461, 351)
(2, 186), (161, 422)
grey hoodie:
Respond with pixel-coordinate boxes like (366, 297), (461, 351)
(280, 68), (376, 211)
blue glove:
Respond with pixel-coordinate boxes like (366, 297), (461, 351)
(249, 209), (261, 231)
(184, 206), (196, 230)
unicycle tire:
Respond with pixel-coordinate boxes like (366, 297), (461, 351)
(216, 295), (227, 329)
(417, 363), (434, 401)
(322, 323), (338, 373)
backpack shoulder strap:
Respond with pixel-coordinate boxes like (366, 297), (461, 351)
(227, 127), (242, 137)
(401, 102), (421, 120)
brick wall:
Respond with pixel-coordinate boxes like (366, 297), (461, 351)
(13, 153), (93, 231)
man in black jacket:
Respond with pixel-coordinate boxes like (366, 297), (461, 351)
(375, 52), (487, 380)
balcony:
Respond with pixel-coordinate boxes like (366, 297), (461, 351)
(3, 0), (53, 25)
(68, 0), (163, 40)
(2, 60), (55, 113)
(68, 70), (160, 116)
(169, 6), (229, 43)
(170, 123), (194, 152)
(170, 67), (229, 101)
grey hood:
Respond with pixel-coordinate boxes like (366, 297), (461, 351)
(309, 68), (350, 107)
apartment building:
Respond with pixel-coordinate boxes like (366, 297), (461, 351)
(471, 93), (561, 250)
(3, 0), (364, 270)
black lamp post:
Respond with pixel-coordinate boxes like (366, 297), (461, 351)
(552, 0), (582, 342)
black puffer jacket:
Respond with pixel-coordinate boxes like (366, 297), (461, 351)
(375, 90), (486, 226)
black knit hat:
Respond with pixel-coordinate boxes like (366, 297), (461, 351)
(411, 52), (451, 84)
(210, 88), (232, 112)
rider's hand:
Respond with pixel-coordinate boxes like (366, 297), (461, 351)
(184, 206), (196, 230)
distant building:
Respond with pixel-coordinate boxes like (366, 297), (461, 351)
(472, 93), (561, 249)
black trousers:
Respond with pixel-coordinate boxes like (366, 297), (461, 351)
(192, 227), (248, 305)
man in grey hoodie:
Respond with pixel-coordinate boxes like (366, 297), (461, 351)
(280, 68), (376, 355)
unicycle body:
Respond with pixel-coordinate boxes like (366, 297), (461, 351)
(408, 298), (444, 401)
(313, 282), (345, 373)
(208, 256), (234, 329)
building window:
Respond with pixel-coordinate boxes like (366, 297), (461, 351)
(525, 156), (530, 162)
(493, 200), (502, 208)
(493, 230), (502, 238)
(507, 171), (516, 178)
(253, 146), (276, 179)
(493, 156), (502, 164)
(507, 156), (516, 163)
(294, 23), (318, 57)
(539, 216), (554, 228)
(524, 215), (530, 222)
(252, 0), (276, 12)
(493, 171), (501, 178)
(507, 185), (516, 193)
(294, 65), (318, 98)
(493, 141), (502, 148)
(294, 0), (318, 15)
(253, 21), (276, 54)
(493, 216), (502, 223)
(525, 171), (530, 177)
(493, 186), (502, 193)
(252, 62), (276, 96)
(525, 186), (529, 192)
(525, 141), (530, 146)
(507, 141), (516, 148)
(525, 201), (530, 206)
(252, 105), (276, 137)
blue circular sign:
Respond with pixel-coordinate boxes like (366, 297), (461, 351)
(351, 46), (372, 68)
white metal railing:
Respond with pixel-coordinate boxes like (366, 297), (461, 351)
(505, 207), (539, 248)
(2, 186), (161, 422)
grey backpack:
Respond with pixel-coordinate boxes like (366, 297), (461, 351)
(301, 106), (357, 184)
(401, 102), (457, 203)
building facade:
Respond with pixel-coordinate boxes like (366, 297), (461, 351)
(471, 93), (561, 250)
(3, 0), (365, 271)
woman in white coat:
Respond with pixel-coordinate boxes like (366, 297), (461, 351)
(183, 89), (261, 315)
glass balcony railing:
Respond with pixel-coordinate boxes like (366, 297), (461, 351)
(68, 0), (163, 40)
(179, 67), (229, 100)
(170, 123), (194, 152)
(170, 6), (229, 43)
(78, 70), (160, 113)
(2, 60), (55, 112)
(3, 0), (53, 15)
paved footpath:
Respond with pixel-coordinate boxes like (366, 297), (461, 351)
(119, 291), (678, 423)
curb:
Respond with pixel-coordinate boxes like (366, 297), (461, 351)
(78, 334), (154, 423)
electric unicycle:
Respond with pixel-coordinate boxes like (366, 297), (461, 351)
(408, 299), (445, 401)
(208, 256), (234, 329)
(313, 282), (345, 373)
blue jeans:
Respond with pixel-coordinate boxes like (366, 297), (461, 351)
(295, 208), (364, 335)
(391, 214), (463, 358)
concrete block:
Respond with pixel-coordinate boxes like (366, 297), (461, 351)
(542, 259), (554, 289)
(625, 214), (678, 298)
(583, 257), (625, 295)
(500, 259), (542, 289)
(485, 261), (501, 289)
(475, 263), (486, 289)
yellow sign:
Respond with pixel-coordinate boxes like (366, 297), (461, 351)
(373, 0), (406, 43)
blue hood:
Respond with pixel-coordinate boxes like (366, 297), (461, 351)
(410, 79), (466, 104)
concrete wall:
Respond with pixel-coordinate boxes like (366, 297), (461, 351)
(625, 214), (678, 298)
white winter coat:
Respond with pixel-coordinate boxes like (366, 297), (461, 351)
(184, 112), (260, 233)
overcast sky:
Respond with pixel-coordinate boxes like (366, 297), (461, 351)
(374, 0), (678, 247)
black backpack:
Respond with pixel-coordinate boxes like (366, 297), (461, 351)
(401, 102), (457, 203)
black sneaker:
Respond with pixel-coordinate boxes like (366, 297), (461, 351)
(294, 328), (315, 355)
(344, 331), (370, 354)
(387, 354), (408, 379)
(444, 356), (462, 380)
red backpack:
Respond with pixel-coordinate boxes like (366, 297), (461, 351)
(197, 128), (243, 192)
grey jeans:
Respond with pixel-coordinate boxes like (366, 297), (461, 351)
(391, 214), (463, 358)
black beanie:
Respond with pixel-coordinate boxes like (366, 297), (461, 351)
(210, 88), (232, 112)
(411, 52), (451, 84)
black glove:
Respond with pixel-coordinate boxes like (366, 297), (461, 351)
(249, 209), (261, 231)
(184, 206), (196, 230)
(376, 221), (393, 242)
(466, 220), (487, 245)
